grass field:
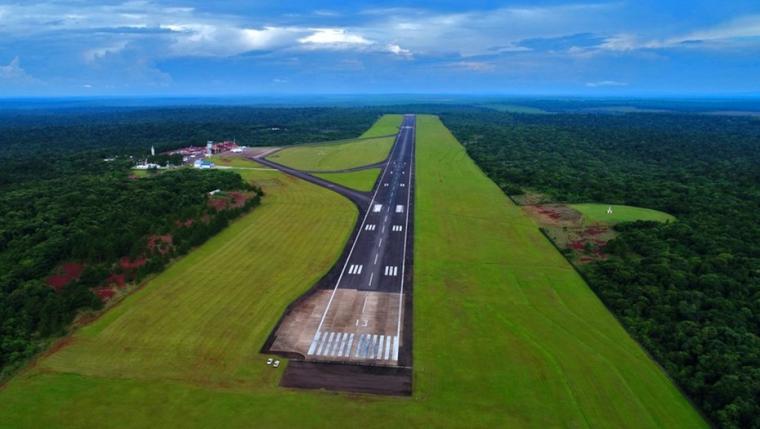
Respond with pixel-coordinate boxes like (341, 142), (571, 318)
(571, 203), (675, 224)
(265, 115), (402, 172)
(0, 117), (704, 428)
(359, 114), (404, 137)
(313, 168), (380, 192)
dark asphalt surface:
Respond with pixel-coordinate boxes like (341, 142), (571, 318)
(331, 115), (415, 294)
(252, 156), (372, 208)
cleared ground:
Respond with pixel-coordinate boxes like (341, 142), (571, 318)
(313, 168), (380, 192)
(571, 203), (675, 224)
(0, 117), (704, 428)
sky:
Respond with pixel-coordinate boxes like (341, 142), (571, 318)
(1, 1), (760, 97)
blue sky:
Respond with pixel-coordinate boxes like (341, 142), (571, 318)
(1, 1), (760, 96)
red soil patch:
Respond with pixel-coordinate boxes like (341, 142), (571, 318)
(46, 275), (70, 291)
(120, 257), (146, 271)
(147, 234), (173, 255)
(584, 225), (609, 235)
(93, 287), (116, 301)
(208, 191), (254, 211)
(62, 262), (84, 278)
(106, 273), (126, 288)
(46, 262), (85, 291)
(176, 218), (194, 227)
(208, 197), (228, 211)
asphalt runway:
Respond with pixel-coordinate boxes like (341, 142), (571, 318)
(256, 115), (415, 394)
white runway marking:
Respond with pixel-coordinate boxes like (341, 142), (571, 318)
(374, 253), (378, 264)
(329, 333), (342, 356)
(400, 183), (405, 187)
(337, 334), (348, 357)
(373, 204), (382, 212)
(392, 225), (403, 232)
(307, 331), (321, 355)
(370, 335), (378, 359)
(396, 205), (404, 213)
(368, 272), (374, 286)
(392, 335), (399, 361)
(365, 224), (376, 231)
(384, 336), (392, 359)
(348, 264), (363, 275)
(378, 238), (383, 247)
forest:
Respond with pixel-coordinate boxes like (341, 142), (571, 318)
(443, 109), (760, 429)
(0, 106), (383, 379)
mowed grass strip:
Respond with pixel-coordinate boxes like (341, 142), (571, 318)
(0, 117), (705, 428)
(313, 168), (380, 192)
(359, 114), (404, 138)
(37, 163), (357, 385)
(266, 115), (402, 171)
(411, 115), (704, 428)
(571, 203), (675, 224)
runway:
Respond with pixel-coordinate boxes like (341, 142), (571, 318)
(260, 115), (415, 374)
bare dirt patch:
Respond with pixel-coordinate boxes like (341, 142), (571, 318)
(524, 204), (616, 263)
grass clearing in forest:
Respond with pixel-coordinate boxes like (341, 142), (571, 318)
(0, 117), (704, 429)
(571, 203), (675, 224)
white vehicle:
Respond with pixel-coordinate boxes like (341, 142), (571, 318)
(273, 360), (280, 368)
(266, 358), (273, 365)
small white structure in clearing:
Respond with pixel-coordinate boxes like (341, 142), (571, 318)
(194, 159), (215, 169)
(208, 189), (221, 196)
(607, 206), (614, 215)
(150, 145), (155, 156)
(231, 147), (243, 153)
(134, 163), (160, 170)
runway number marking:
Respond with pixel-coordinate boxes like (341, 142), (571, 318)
(373, 204), (383, 212)
(396, 205), (404, 213)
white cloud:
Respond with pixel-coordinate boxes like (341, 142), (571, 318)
(298, 28), (373, 46)
(586, 80), (628, 87)
(386, 43), (412, 57)
(0, 57), (34, 82)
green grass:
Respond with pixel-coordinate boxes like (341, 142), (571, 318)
(265, 115), (402, 171)
(0, 117), (705, 428)
(313, 168), (380, 192)
(571, 203), (675, 224)
(359, 114), (404, 137)
(23, 161), (358, 388)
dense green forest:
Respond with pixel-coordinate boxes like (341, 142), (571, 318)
(0, 107), (384, 186)
(443, 110), (760, 428)
(1, 106), (384, 379)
